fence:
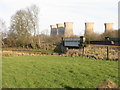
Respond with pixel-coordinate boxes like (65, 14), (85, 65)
(66, 44), (120, 60)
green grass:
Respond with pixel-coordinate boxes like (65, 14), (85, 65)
(2, 56), (118, 88)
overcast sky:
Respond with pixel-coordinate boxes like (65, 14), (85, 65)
(0, 0), (119, 35)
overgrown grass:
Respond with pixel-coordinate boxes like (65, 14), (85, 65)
(3, 48), (55, 54)
(2, 56), (118, 88)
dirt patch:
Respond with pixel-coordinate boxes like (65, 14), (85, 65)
(97, 80), (118, 89)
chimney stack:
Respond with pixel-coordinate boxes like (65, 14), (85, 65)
(104, 23), (113, 32)
(85, 22), (94, 36)
(64, 22), (73, 37)
(56, 24), (64, 36)
(50, 25), (57, 36)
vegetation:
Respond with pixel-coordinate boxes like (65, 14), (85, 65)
(2, 5), (40, 49)
(1, 3), (119, 49)
(1, 2), (119, 89)
(85, 30), (118, 41)
(2, 56), (118, 88)
(3, 29), (119, 49)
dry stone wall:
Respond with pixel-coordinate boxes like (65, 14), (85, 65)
(66, 45), (119, 60)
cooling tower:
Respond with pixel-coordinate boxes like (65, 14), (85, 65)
(84, 22), (94, 36)
(56, 24), (64, 36)
(64, 22), (73, 37)
(104, 23), (113, 32)
(50, 25), (57, 36)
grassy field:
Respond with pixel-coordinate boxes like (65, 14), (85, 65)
(2, 56), (118, 88)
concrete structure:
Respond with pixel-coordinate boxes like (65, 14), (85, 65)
(84, 22), (94, 36)
(57, 24), (64, 36)
(64, 22), (73, 37)
(64, 38), (80, 47)
(50, 25), (57, 36)
(104, 23), (113, 32)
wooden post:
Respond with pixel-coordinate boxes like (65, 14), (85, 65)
(107, 46), (109, 60)
(61, 37), (64, 46)
(83, 46), (84, 55)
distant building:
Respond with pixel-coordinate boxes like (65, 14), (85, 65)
(104, 23), (113, 33)
(84, 22), (94, 36)
(64, 22), (73, 37)
(50, 22), (74, 37)
(57, 24), (64, 36)
(50, 25), (57, 36)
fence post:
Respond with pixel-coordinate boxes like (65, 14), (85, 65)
(107, 46), (109, 60)
(83, 46), (85, 55)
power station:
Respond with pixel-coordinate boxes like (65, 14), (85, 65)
(50, 22), (114, 37)
(50, 22), (73, 37)
(64, 22), (73, 37)
(50, 25), (57, 36)
(84, 22), (94, 36)
(104, 23), (113, 32)
(56, 24), (64, 36)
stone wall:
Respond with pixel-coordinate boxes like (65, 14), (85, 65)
(66, 45), (119, 60)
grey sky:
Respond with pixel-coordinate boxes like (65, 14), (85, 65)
(0, 0), (119, 35)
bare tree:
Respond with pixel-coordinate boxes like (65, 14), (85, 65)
(9, 5), (40, 48)
(0, 19), (8, 47)
(27, 5), (40, 48)
(0, 19), (7, 39)
(27, 5), (39, 36)
(10, 10), (31, 47)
